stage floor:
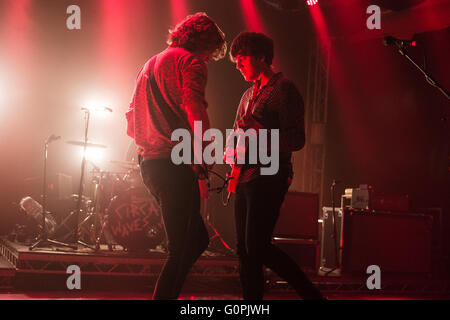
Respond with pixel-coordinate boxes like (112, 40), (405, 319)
(1, 236), (449, 300)
(0, 291), (448, 300)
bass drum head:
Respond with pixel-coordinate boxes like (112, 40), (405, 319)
(107, 187), (164, 252)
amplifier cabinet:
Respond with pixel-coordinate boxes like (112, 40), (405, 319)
(341, 209), (433, 274)
(274, 192), (319, 239)
(273, 237), (320, 272)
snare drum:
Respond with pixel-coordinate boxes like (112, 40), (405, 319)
(106, 187), (165, 251)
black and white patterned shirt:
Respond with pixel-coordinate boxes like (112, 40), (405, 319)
(230, 72), (306, 184)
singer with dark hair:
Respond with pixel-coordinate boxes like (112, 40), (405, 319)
(126, 12), (226, 300)
(228, 31), (325, 300)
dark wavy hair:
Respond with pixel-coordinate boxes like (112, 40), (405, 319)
(167, 12), (227, 61)
(229, 32), (274, 66)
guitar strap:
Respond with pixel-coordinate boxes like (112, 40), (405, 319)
(243, 79), (261, 120)
(148, 58), (183, 130)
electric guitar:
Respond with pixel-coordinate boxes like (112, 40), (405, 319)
(226, 140), (243, 194)
(226, 81), (260, 196)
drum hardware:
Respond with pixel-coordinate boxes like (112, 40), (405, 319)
(20, 128), (164, 252)
(95, 214), (115, 251)
(66, 140), (107, 149)
(110, 160), (140, 171)
(29, 135), (77, 250)
(52, 194), (91, 243)
(90, 171), (118, 251)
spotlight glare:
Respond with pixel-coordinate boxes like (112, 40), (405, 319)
(307, 0), (318, 6)
(80, 148), (104, 163)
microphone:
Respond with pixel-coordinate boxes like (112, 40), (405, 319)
(383, 36), (416, 48)
(46, 134), (61, 144)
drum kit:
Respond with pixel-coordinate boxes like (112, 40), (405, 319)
(16, 136), (235, 255)
(22, 147), (167, 253)
(21, 107), (166, 253)
(28, 148), (166, 252)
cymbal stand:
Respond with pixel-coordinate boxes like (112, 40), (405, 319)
(73, 109), (96, 250)
(30, 135), (77, 250)
(92, 171), (115, 251)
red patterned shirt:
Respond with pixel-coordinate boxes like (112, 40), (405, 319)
(126, 46), (208, 160)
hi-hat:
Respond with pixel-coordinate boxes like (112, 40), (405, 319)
(110, 160), (140, 170)
(66, 140), (107, 149)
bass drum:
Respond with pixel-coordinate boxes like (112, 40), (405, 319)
(106, 187), (165, 252)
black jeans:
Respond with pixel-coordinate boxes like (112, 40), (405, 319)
(140, 159), (209, 300)
(235, 170), (324, 300)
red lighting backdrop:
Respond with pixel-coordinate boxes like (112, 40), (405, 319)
(239, 0), (267, 33)
(170, 0), (189, 26)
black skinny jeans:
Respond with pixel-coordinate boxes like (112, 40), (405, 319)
(234, 170), (324, 300)
(140, 159), (209, 300)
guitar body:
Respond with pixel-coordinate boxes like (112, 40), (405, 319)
(227, 164), (241, 194)
(227, 80), (260, 196)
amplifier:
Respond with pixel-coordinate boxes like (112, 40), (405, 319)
(370, 193), (410, 212)
(273, 237), (320, 272)
(274, 192), (319, 239)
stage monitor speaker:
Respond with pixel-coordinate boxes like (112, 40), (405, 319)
(342, 209), (433, 274)
(274, 192), (319, 239)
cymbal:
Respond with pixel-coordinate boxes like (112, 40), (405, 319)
(110, 160), (140, 170)
(66, 140), (107, 148)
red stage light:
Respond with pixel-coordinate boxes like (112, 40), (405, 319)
(307, 0), (318, 6)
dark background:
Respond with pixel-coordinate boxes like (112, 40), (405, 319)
(0, 0), (448, 254)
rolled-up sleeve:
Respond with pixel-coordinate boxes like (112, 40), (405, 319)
(181, 57), (208, 114)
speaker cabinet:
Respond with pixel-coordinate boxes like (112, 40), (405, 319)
(342, 209), (433, 274)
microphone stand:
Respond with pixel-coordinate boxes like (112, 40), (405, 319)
(29, 136), (77, 250)
(324, 179), (341, 276)
(202, 169), (233, 254)
(393, 44), (449, 100)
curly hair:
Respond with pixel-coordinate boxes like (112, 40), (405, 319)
(229, 32), (274, 66)
(167, 12), (227, 61)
